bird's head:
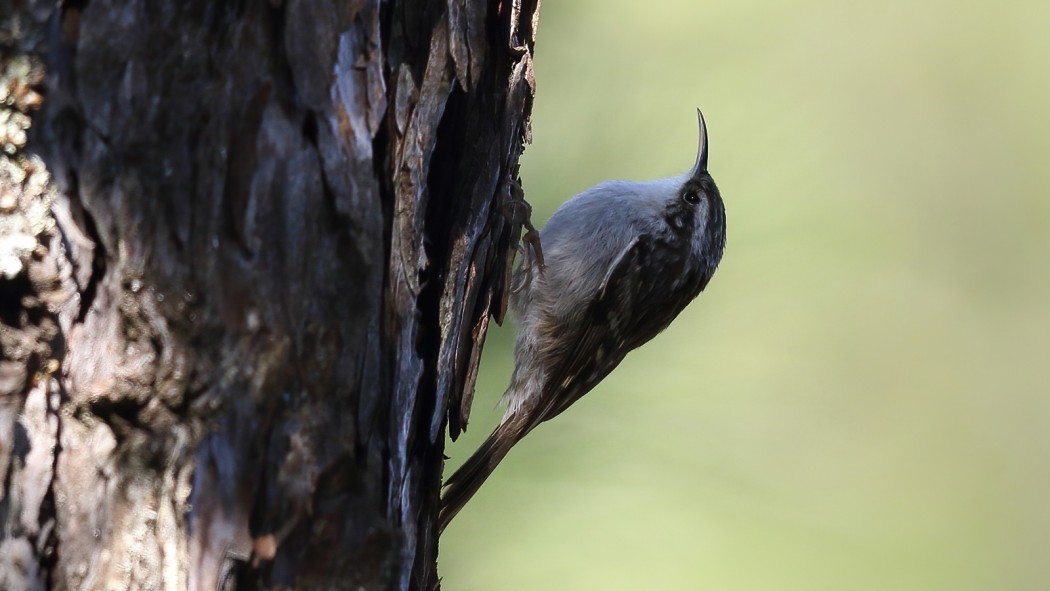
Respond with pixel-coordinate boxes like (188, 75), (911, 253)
(660, 109), (726, 275)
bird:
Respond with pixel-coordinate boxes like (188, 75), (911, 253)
(440, 109), (727, 532)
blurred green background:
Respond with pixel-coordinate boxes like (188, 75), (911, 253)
(440, 0), (1050, 589)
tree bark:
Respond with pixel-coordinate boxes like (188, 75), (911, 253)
(0, 0), (538, 589)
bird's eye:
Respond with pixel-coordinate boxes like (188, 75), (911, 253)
(682, 190), (701, 205)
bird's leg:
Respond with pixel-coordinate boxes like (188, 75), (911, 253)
(520, 217), (545, 276)
(498, 177), (545, 322)
(502, 178), (545, 274)
(511, 242), (534, 294)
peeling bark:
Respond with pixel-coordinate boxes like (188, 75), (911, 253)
(0, 0), (539, 589)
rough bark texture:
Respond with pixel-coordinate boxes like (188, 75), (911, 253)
(0, 0), (539, 589)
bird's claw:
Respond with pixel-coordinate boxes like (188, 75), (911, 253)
(512, 223), (545, 294)
(498, 177), (544, 320)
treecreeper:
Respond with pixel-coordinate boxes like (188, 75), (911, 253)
(440, 110), (727, 532)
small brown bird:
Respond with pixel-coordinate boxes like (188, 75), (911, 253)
(440, 110), (726, 532)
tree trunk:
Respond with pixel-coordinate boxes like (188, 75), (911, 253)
(0, 1), (538, 589)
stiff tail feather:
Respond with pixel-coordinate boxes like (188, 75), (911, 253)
(439, 416), (526, 533)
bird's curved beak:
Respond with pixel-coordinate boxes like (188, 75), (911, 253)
(691, 108), (709, 176)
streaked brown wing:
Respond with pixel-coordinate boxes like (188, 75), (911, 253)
(526, 235), (653, 432)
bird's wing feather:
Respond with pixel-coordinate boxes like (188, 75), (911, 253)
(526, 234), (653, 431)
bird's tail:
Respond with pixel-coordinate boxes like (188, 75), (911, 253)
(439, 415), (527, 533)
